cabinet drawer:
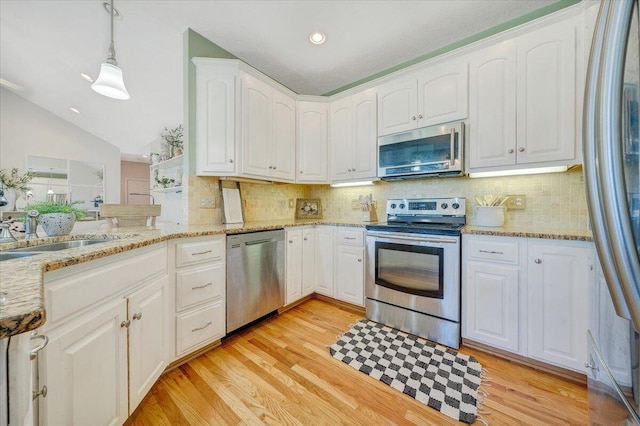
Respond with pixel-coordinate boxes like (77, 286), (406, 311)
(176, 300), (225, 356)
(176, 238), (224, 267)
(466, 238), (519, 264)
(176, 263), (224, 311)
(336, 228), (364, 247)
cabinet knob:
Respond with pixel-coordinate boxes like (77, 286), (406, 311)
(412, 116), (417, 121)
(289, 240), (293, 244)
(229, 159), (234, 163)
(269, 166), (273, 169)
(357, 258), (362, 262)
(273, 166), (277, 170)
(121, 320), (131, 328)
(534, 258), (542, 264)
(300, 170), (303, 174)
(132, 312), (143, 321)
(418, 114), (423, 119)
(303, 237), (307, 241)
(508, 149), (514, 154)
(33, 385), (47, 401)
(519, 147), (525, 152)
(585, 362), (599, 371)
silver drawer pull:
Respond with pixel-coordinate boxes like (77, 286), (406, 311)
(344, 237), (357, 240)
(192, 282), (213, 290)
(121, 320), (131, 328)
(192, 249), (212, 256)
(132, 312), (143, 321)
(479, 249), (504, 255)
(30, 334), (49, 360)
(192, 322), (212, 332)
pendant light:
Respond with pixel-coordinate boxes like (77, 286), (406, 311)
(91, 0), (130, 100)
(47, 168), (54, 195)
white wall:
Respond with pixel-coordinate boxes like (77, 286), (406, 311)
(0, 88), (121, 202)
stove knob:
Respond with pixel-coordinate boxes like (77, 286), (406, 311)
(390, 203), (397, 209)
(452, 202), (460, 210)
(399, 203), (405, 209)
(441, 203), (448, 209)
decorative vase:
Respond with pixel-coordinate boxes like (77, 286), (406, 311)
(39, 213), (76, 236)
(474, 206), (507, 227)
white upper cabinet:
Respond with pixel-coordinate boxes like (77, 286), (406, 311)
(467, 18), (578, 173)
(242, 73), (296, 182)
(329, 90), (377, 182)
(297, 101), (328, 183)
(194, 59), (237, 175)
(377, 62), (468, 136)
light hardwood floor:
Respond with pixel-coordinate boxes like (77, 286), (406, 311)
(125, 299), (588, 425)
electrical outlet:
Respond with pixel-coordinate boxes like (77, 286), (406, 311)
(352, 199), (360, 210)
(199, 197), (216, 209)
(289, 199), (294, 208)
(506, 194), (526, 210)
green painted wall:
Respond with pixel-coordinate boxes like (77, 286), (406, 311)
(323, 0), (581, 96)
(184, 29), (238, 175)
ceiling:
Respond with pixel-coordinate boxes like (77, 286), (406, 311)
(0, 0), (560, 160)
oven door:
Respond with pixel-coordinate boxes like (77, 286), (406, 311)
(365, 231), (460, 322)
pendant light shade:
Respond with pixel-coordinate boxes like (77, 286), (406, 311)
(92, 0), (130, 100)
(92, 63), (129, 99)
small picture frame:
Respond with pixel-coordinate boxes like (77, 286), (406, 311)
(295, 198), (322, 219)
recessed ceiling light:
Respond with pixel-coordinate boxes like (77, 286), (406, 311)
(80, 73), (94, 83)
(69, 107), (80, 114)
(309, 31), (326, 45)
(0, 77), (24, 91)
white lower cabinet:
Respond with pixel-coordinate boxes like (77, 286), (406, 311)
(314, 226), (335, 297)
(462, 235), (592, 373)
(334, 228), (365, 306)
(38, 243), (169, 425)
(285, 227), (315, 305)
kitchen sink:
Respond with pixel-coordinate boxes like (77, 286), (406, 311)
(8, 238), (115, 253)
(0, 252), (35, 261)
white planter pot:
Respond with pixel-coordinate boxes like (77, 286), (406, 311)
(474, 206), (506, 227)
(39, 213), (76, 236)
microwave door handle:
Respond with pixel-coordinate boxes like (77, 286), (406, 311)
(450, 128), (456, 165)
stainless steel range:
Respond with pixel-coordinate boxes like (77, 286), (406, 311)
(365, 197), (465, 348)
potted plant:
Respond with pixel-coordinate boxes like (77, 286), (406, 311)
(0, 168), (35, 211)
(27, 200), (86, 236)
(161, 125), (183, 157)
(155, 176), (175, 189)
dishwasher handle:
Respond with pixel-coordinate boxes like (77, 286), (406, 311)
(244, 238), (275, 246)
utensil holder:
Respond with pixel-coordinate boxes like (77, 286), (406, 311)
(475, 206), (506, 227)
(362, 206), (378, 222)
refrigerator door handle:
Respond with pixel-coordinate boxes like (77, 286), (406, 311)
(584, 0), (632, 321)
(596, 0), (640, 331)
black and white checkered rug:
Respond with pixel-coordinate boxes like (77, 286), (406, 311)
(329, 320), (484, 424)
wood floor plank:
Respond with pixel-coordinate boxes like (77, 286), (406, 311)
(126, 299), (588, 425)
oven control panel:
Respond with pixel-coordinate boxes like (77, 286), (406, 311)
(386, 198), (466, 216)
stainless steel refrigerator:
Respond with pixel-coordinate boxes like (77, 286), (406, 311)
(584, 0), (640, 424)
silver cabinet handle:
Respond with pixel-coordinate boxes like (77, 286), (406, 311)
(121, 320), (131, 328)
(508, 149), (514, 154)
(33, 385), (47, 401)
(30, 334), (49, 361)
(418, 114), (423, 119)
(192, 282), (213, 290)
(229, 159), (233, 163)
(300, 170), (303, 174)
(412, 116), (417, 120)
(479, 249), (504, 255)
(534, 258), (542, 264)
(344, 237), (357, 240)
(289, 240), (293, 244)
(585, 362), (599, 371)
(357, 259), (362, 262)
(518, 147), (525, 152)
(192, 322), (212, 332)
(269, 166), (273, 169)
(132, 312), (143, 321)
(273, 166), (276, 170)
(303, 237), (307, 241)
(192, 249), (212, 256)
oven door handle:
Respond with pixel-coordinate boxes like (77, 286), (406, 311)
(366, 232), (458, 244)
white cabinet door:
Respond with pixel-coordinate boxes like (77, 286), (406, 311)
(527, 242), (591, 372)
(352, 90), (378, 180)
(314, 226), (335, 297)
(39, 299), (128, 426)
(285, 229), (303, 305)
(468, 41), (517, 169)
(194, 60), (237, 175)
(516, 20), (576, 164)
(329, 98), (354, 181)
(335, 245), (365, 306)
(242, 74), (272, 177)
(128, 276), (169, 412)
(302, 228), (316, 297)
(297, 101), (328, 183)
(418, 62), (468, 127)
(464, 262), (520, 352)
(271, 90), (296, 182)
(377, 77), (418, 136)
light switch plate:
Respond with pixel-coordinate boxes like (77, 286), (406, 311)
(506, 194), (526, 210)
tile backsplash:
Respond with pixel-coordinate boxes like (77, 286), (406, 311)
(186, 168), (589, 229)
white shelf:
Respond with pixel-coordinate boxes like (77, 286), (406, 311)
(150, 155), (183, 170)
(151, 186), (183, 193)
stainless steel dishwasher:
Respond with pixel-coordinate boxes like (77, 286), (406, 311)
(226, 229), (285, 334)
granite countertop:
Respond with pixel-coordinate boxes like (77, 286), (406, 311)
(0, 219), (591, 338)
(462, 224), (593, 241)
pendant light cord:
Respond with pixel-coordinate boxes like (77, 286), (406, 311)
(107, 0), (117, 66)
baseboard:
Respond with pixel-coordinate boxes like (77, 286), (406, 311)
(462, 338), (587, 385)
(164, 339), (222, 372)
(312, 293), (366, 315)
(279, 294), (314, 313)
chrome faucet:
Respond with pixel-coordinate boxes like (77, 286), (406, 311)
(0, 219), (16, 243)
(24, 210), (39, 240)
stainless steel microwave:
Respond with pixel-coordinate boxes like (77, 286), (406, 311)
(378, 121), (464, 180)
